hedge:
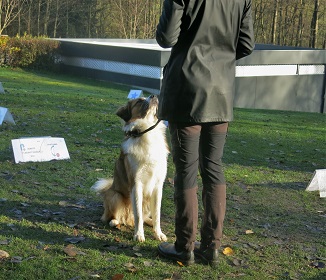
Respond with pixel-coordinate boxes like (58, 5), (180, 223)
(0, 35), (60, 71)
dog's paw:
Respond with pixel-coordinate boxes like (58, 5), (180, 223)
(154, 231), (167, 241)
(133, 233), (145, 242)
(109, 219), (120, 227)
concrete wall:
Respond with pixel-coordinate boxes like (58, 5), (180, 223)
(56, 39), (326, 113)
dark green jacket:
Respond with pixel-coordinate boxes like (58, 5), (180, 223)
(156, 0), (255, 122)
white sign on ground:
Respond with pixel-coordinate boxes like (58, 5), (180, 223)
(11, 137), (70, 163)
(0, 82), (4, 93)
(0, 107), (15, 125)
(306, 169), (326, 198)
(128, 89), (143, 99)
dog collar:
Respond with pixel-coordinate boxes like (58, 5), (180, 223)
(125, 119), (161, 138)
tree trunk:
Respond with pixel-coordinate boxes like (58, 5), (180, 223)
(310, 0), (319, 48)
(44, 0), (52, 36)
(37, 0), (41, 36)
(295, 0), (305, 47)
(66, 0), (69, 37)
(271, 0), (278, 44)
(53, 0), (59, 37)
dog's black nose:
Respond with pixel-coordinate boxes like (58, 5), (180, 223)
(150, 95), (155, 98)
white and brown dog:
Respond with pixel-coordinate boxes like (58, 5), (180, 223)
(91, 95), (168, 242)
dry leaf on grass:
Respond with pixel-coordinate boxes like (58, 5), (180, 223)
(222, 247), (234, 256)
(112, 274), (124, 280)
(176, 260), (184, 266)
(232, 258), (245, 266)
(245, 229), (254, 235)
(0, 250), (10, 259)
(64, 236), (85, 244)
(143, 261), (153, 267)
(124, 262), (137, 272)
(0, 239), (10, 245)
(11, 256), (23, 263)
(63, 244), (86, 257)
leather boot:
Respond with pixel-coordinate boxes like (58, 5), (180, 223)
(158, 242), (195, 265)
(194, 242), (218, 267)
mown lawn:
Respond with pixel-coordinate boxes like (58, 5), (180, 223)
(0, 68), (325, 280)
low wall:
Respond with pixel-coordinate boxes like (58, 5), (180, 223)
(56, 39), (326, 113)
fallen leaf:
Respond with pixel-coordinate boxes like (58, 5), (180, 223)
(11, 256), (23, 263)
(134, 252), (142, 257)
(64, 244), (78, 257)
(176, 261), (184, 266)
(0, 250), (10, 259)
(114, 237), (121, 243)
(112, 274), (124, 280)
(124, 262), (135, 268)
(143, 261), (152, 267)
(245, 229), (254, 235)
(247, 243), (261, 250)
(64, 236), (85, 244)
(124, 262), (137, 272)
(0, 239), (10, 245)
(232, 258), (244, 266)
(222, 247), (234, 256)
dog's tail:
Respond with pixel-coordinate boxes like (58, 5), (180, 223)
(90, 178), (113, 195)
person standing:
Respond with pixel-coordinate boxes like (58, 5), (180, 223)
(156, 0), (255, 266)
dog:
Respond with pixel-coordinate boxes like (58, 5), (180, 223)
(91, 95), (168, 242)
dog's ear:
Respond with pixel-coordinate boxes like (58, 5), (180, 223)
(116, 105), (131, 122)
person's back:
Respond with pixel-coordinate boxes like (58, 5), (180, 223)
(156, 0), (255, 123)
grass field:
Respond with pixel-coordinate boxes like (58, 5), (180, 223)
(0, 68), (325, 280)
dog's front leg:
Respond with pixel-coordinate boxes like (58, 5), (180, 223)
(151, 186), (167, 241)
(132, 185), (145, 242)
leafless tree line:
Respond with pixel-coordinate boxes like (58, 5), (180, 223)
(1, 0), (325, 49)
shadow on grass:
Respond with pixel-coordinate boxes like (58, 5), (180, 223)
(0, 197), (162, 258)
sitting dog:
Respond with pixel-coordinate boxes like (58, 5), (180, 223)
(91, 95), (168, 242)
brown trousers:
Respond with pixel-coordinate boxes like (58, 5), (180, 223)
(169, 122), (228, 252)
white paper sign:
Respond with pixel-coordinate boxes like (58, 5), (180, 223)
(11, 137), (70, 163)
(128, 89), (143, 99)
(0, 107), (15, 125)
(306, 169), (326, 198)
(0, 82), (4, 93)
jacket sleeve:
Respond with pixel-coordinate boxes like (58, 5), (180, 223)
(236, 0), (255, 60)
(156, 0), (185, 48)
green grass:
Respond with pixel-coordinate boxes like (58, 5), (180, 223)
(0, 68), (325, 280)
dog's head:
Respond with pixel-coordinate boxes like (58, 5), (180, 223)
(116, 95), (159, 124)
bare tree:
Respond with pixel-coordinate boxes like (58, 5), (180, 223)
(0, 0), (26, 35)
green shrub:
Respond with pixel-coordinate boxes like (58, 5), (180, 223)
(0, 35), (60, 71)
